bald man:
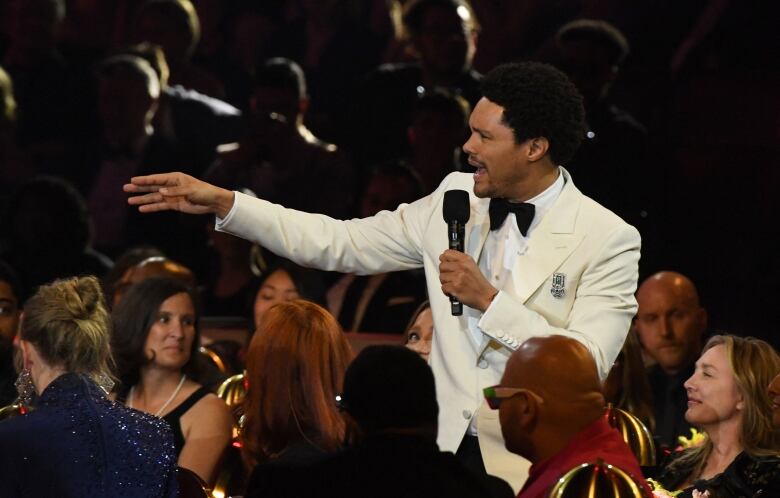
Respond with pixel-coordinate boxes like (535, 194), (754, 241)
(493, 336), (651, 498)
(634, 271), (707, 449)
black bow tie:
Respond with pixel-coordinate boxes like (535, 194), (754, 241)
(489, 198), (535, 235)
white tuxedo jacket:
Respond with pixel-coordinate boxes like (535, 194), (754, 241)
(216, 168), (641, 491)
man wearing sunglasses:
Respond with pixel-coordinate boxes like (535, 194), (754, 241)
(485, 335), (652, 497)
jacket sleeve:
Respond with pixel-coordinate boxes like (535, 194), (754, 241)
(215, 176), (457, 275)
(477, 222), (641, 380)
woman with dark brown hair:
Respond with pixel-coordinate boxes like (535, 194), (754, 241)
(603, 329), (655, 432)
(242, 299), (353, 492)
(112, 277), (233, 485)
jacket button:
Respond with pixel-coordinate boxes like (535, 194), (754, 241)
(478, 359), (489, 369)
(462, 409), (472, 420)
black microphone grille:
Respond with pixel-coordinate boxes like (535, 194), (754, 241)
(443, 190), (471, 223)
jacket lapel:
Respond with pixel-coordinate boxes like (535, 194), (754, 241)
(466, 196), (491, 261)
(512, 169), (585, 303)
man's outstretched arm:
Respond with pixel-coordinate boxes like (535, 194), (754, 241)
(124, 172), (235, 218)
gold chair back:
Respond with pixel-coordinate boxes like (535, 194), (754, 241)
(0, 403), (26, 421)
(216, 372), (247, 408)
(199, 346), (228, 374)
(605, 403), (656, 466)
(548, 459), (650, 497)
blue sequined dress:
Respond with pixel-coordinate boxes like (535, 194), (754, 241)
(0, 372), (178, 497)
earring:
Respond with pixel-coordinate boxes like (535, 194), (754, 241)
(94, 373), (115, 395)
(14, 369), (36, 406)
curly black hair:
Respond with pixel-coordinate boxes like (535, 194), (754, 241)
(481, 62), (586, 166)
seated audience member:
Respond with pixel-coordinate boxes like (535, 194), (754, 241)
(406, 88), (470, 193)
(493, 335), (652, 498)
(252, 261), (328, 331)
(0, 276), (177, 497)
(769, 372), (780, 428)
(540, 19), (655, 245)
(119, 42), (243, 175)
(0, 64), (32, 194)
(247, 345), (513, 498)
(327, 164), (427, 333)
(86, 54), (208, 268)
(102, 246), (165, 306)
(350, 0), (482, 166)
(132, 0), (225, 98)
(634, 271), (707, 450)
(202, 222), (260, 317)
(1, 0), (77, 170)
(206, 57), (355, 219)
(405, 300), (433, 361)
(111, 255), (196, 307)
(0, 261), (22, 406)
(655, 335), (780, 497)
(112, 277), (233, 484)
(0, 176), (112, 300)
(241, 300), (353, 492)
(603, 329), (655, 432)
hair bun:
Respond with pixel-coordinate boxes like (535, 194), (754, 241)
(60, 276), (103, 320)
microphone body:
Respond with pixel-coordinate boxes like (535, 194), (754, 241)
(447, 219), (465, 315)
(443, 190), (471, 316)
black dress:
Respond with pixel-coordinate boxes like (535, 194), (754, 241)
(656, 449), (780, 498)
(162, 386), (211, 455)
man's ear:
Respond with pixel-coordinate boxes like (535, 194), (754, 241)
(515, 391), (542, 429)
(527, 137), (549, 162)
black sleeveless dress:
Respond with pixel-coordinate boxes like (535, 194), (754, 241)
(162, 386), (211, 455)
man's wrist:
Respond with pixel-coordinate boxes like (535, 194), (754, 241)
(480, 288), (499, 312)
(214, 189), (236, 219)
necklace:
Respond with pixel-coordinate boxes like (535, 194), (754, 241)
(128, 374), (186, 417)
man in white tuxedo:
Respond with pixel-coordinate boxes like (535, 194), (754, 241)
(125, 62), (640, 492)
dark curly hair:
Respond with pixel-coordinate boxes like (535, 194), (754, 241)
(481, 62), (585, 165)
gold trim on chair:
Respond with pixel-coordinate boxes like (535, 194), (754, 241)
(200, 346), (227, 374)
(605, 403), (657, 466)
(548, 459), (650, 497)
(0, 403), (26, 421)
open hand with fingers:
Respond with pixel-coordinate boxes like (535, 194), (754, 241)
(439, 249), (497, 312)
(124, 172), (235, 218)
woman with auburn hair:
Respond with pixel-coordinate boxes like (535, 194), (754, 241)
(656, 334), (780, 497)
(241, 300), (353, 487)
(0, 276), (177, 497)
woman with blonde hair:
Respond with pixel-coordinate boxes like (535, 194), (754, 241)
(656, 334), (780, 497)
(242, 299), (353, 495)
(0, 276), (177, 497)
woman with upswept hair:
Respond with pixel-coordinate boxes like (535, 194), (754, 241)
(656, 334), (780, 497)
(241, 299), (353, 489)
(0, 276), (177, 497)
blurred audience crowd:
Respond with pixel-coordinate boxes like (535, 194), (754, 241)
(0, 0), (778, 497)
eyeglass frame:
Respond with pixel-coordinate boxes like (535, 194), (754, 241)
(483, 385), (545, 410)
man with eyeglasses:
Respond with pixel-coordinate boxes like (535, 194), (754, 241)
(485, 335), (651, 498)
(634, 271), (707, 450)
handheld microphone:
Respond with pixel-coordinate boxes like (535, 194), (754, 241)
(443, 190), (471, 316)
